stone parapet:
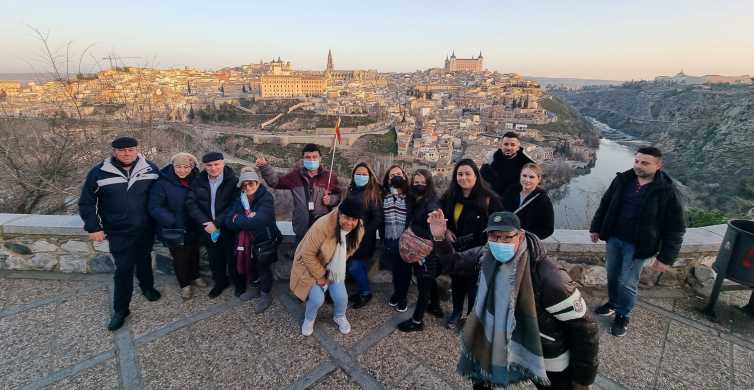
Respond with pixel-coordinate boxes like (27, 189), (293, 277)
(0, 213), (727, 288)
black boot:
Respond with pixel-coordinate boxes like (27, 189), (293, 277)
(107, 309), (131, 331)
(351, 293), (373, 309)
(208, 283), (228, 299)
(142, 288), (162, 302)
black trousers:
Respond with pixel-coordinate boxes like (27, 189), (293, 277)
(168, 241), (200, 288)
(451, 273), (478, 317)
(254, 256), (274, 294)
(387, 241), (412, 303)
(202, 230), (242, 289)
(411, 263), (440, 323)
(109, 230), (155, 314)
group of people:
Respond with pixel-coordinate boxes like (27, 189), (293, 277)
(79, 131), (686, 390)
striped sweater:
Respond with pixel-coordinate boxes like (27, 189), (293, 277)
(383, 194), (408, 240)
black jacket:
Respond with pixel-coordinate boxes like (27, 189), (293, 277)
(502, 185), (555, 240)
(480, 149), (534, 197)
(408, 194), (441, 241)
(590, 169), (686, 264)
(435, 233), (599, 386)
(223, 184), (280, 244)
(79, 156), (159, 235)
(441, 193), (503, 252)
(185, 166), (239, 231)
(346, 187), (384, 260)
(148, 165), (200, 246)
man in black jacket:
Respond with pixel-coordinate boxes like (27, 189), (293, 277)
(79, 136), (162, 331)
(185, 152), (241, 298)
(430, 210), (598, 390)
(480, 132), (534, 198)
(590, 146), (686, 337)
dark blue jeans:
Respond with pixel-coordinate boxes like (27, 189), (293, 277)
(348, 258), (371, 296)
(606, 238), (650, 318)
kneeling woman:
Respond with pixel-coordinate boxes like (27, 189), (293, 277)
(290, 197), (365, 336)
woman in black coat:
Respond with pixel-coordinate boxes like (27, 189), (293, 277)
(398, 169), (444, 333)
(440, 159), (502, 329)
(501, 162), (554, 240)
(344, 162), (383, 309)
(148, 152), (205, 300)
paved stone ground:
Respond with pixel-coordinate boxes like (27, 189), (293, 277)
(1, 270), (753, 390)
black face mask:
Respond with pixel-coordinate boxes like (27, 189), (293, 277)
(411, 184), (427, 195)
(390, 176), (406, 188)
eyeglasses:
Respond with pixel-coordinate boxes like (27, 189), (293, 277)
(488, 232), (519, 243)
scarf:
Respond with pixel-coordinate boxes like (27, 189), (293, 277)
(327, 231), (348, 282)
(383, 194), (408, 240)
(235, 193), (256, 284)
(457, 237), (549, 387)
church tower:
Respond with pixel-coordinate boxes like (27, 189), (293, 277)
(326, 49), (334, 72)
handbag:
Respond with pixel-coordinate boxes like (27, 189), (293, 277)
(160, 227), (185, 247)
(252, 227), (282, 267)
(399, 227), (434, 264)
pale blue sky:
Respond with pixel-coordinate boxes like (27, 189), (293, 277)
(2, 0), (753, 79)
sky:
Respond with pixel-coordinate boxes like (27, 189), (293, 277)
(1, 0), (753, 80)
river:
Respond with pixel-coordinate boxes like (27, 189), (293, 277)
(551, 119), (638, 229)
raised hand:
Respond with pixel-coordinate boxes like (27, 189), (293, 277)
(427, 209), (448, 240)
(255, 156), (268, 168)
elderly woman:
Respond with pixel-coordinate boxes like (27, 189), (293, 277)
(224, 167), (280, 314)
(290, 197), (365, 336)
(148, 152), (206, 300)
(501, 162), (554, 240)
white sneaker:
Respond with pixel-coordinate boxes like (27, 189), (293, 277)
(301, 319), (315, 336)
(333, 316), (351, 335)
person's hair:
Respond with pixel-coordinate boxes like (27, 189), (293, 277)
(381, 164), (409, 196)
(347, 162), (382, 208)
(335, 211), (362, 252)
(301, 143), (321, 156)
(441, 159), (497, 215)
(521, 162), (543, 178)
(637, 146), (663, 160)
(502, 131), (519, 140)
(411, 168), (437, 200)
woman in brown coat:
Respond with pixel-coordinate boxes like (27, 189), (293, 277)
(290, 197), (365, 336)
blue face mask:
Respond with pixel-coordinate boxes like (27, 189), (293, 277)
(353, 174), (369, 187)
(303, 159), (320, 170)
(488, 241), (516, 263)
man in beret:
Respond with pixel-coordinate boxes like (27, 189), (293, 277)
(79, 136), (162, 331)
(186, 152), (242, 298)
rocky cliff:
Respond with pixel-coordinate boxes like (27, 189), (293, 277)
(558, 82), (754, 215)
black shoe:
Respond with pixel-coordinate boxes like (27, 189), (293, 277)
(388, 295), (400, 307)
(351, 293), (373, 309)
(107, 309), (130, 331)
(428, 305), (444, 318)
(208, 284), (228, 299)
(325, 292), (334, 305)
(398, 319), (424, 333)
(396, 301), (408, 313)
(445, 312), (461, 329)
(611, 314), (629, 337)
(595, 302), (616, 317)
(234, 284), (246, 298)
(142, 288), (161, 302)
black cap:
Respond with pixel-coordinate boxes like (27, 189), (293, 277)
(484, 212), (521, 233)
(338, 196), (364, 220)
(111, 136), (138, 149)
(202, 152), (224, 163)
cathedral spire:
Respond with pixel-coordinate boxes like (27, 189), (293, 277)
(326, 49), (334, 72)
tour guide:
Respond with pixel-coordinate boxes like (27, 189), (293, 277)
(429, 210), (598, 390)
(79, 136), (162, 331)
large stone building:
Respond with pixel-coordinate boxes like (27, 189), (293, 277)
(444, 51), (484, 72)
(260, 73), (327, 97)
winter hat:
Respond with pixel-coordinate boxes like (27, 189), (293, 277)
(170, 152), (198, 168)
(237, 167), (261, 187)
(111, 136), (138, 149)
(338, 196), (364, 220)
(202, 152), (224, 163)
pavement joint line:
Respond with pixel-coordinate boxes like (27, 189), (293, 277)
(0, 283), (106, 319)
(114, 327), (144, 390)
(350, 310), (411, 356)
(284, 360), (338, 390)
(276, 289), (386, 390)
(17, 350), (116, 390)
(594, 374), (630, 390)
(636, 300), (754, 352)
(650, 313), (672, 389)
(133, 299), (243, 345)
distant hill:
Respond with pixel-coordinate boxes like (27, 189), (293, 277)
(0, 73), (52, 84)
(527, 76), (624, 89)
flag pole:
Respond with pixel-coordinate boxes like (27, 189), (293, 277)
(326, 116), (341, 193)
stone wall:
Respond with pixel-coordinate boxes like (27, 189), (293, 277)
(0, 213), (728, 288)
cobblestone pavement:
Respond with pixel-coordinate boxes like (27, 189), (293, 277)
(1, 271), (753, 389)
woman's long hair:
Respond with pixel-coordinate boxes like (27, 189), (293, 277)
(334, 211), (362, 253)
(441, 159), (496, 215)
(346, 162), (382, 208)
(410, 168), (437, 202)
(381, 164), (410, 196)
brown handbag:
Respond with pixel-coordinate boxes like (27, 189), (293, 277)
(399, 227), (434, 264)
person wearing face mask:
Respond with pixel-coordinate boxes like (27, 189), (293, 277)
(397, 169), (445, 332)
(225, 167), (281, 313)
(430, 210), (599, 390)
(290, 197), (365, 336)
(343, 162), (383, 309)
(148, 152), (205, 300)
(256, 143), (341, 244)
(502, 163), (554, 240)
(380, 165), (412, 312)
